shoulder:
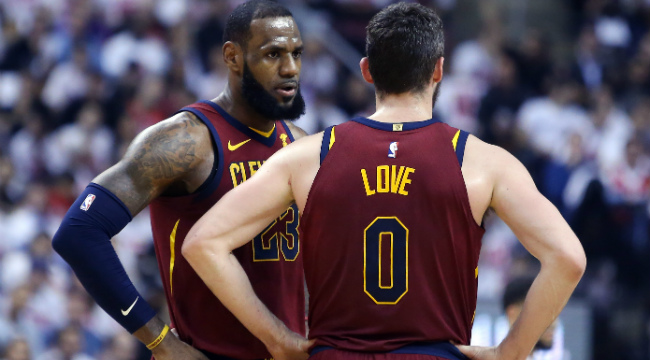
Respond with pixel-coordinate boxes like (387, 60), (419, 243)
(140, 111), (210, 143)
(284, 121), (309, 140)
(121, 111), (213, 179)
(464, 135), (520, 173)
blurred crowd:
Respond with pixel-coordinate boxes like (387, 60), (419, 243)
(0, 0), (648, 359)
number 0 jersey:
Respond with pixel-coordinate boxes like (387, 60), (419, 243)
(149, 101), (304, 359)
(301, 117), (485, 352)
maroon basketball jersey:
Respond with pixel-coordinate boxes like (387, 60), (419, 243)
(301, 117), (485, 352)
(149, 101), (304, 358)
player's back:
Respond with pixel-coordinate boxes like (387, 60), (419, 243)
(301, 117), (484, 353)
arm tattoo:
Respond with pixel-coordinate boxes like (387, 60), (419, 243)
(96, 113), (207, 214)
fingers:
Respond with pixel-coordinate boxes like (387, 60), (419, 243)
(300, 338), (315, 351)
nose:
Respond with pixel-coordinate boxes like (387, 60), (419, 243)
(279, 54), (299, 78)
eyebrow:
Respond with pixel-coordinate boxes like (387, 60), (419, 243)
(261, 44), (304, 52)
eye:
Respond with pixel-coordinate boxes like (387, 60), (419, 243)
(268, 51), (279, 58)
(292, 50), (302, 59)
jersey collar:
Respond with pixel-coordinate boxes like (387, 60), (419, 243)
(351, 116), (441, 132)
(201, 100), (277, 147)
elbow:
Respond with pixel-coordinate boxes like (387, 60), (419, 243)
(52, 229), (74, 259)
(556, 244), (587, 284)
(181, 230), (203, 263)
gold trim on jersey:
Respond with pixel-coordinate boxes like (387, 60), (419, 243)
(452, 129), (461, 151)
(249, 124), (276, 137)
(329, 127), (336, 150)
(169, 219), (180, 295)
(363, 216), (409, 305)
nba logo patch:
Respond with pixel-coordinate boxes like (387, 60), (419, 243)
(388, 142), (398, 158)
(80, 194), (96, 211)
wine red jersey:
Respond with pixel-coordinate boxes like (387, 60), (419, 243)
(149, 101), (304, 359)
(301, 117), (484, 352)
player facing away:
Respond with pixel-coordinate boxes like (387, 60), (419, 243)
(183, 3), (586, 360)
(52, 1), (307, 359)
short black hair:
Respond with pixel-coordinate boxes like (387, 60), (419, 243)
(366, 2), (444, 95)
(223, 0), (293, 46)
(502, 276), (535, 311)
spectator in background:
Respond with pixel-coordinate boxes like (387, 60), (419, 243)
(100, 9), (170, 79)
(501, 276), (566, 360)
(41, 44), (90, 114)
(517, 30), (553, 96)
(98, 332), (137, 360)
(0, 285), (44, 357)
(477, 50), (528, 151)
(1, 338), (31, 360)
(585, 85), (633, 170)
(572, 25), (604, 91)
(516, 75), (592, 209)
(44, 101), (114, 183)
(56, 290), (102, 357)
(36, 325), (94, 360)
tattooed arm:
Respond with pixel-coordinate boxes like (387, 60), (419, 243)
(53, 112), (211, 360)
(94, 111), (213, 215)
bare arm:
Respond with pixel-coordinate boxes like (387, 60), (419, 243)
(182, 135), (321, 359)
(58, 112), (212, 359)
(94, 112), (211, 215)
(459, 138), (586, 360)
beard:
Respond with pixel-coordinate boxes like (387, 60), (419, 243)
(241, 63), (306, 121)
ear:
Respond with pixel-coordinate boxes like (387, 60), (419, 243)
(223, 41), (244, 75)
(360, 57), (374, 84)
(432, 57), (445, 84)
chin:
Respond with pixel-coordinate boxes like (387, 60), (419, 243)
(280, 97), (295, 105)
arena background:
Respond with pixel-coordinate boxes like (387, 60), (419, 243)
(0, 0), (648, 359)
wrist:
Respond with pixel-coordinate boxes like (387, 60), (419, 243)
(261, 318), (292, 351)
(133, 317), (168, 346)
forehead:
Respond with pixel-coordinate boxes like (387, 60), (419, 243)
(247, 17), (302, 50)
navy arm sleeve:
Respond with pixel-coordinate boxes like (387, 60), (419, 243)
(52, 183), (157, 333)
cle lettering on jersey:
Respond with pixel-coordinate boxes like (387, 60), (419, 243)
(361, 165), (415, 196)
(229, 160), (266, 187)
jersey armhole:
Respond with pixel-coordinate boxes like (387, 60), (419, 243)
(177, 107), (225, 202)
(320, 126), (335, 164)
(452, 130), (469, 167)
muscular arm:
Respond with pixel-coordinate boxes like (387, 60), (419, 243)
(53, 112), (212, 359)
(182, 134), (321, 357)
(459, 137), (586, 360)
(94, 112), (211, 215)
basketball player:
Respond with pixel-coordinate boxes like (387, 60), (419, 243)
(52, 1), (307, 359)
(183, 3), (586, 360)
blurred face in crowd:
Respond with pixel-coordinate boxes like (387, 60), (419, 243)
(59, 327), (83, 358)
(241, 16), (305, 120)
(5, 339), (30, 360)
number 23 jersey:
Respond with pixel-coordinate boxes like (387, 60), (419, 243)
(301, 117), (485, 352)
(149, 101), (304, 359)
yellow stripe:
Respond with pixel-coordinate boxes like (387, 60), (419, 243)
(169, 220), (180, 295)
(329, 127), (336, 150)
(475, 266), (478, 278)
(249, 124), (275, 138)
(452, 130), (460, 151)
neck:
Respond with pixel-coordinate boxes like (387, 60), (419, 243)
(368, 88), (434, 123)
(212, 83), (276, 132)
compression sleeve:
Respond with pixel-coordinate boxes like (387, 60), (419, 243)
(52, 183), (157, 333)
